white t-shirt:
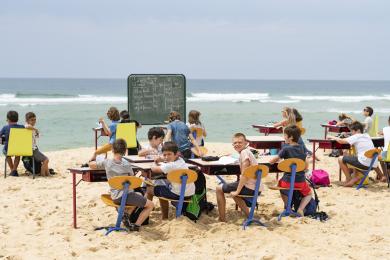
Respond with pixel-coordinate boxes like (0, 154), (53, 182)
(25, 124), (38, 150)
(159, 157), (195, 196)
(383, 126), (390, 152)
(141, 143), (162, 157)
(364, 117), (373, 134)
(239, 148), (264, 192)
(346, 133), (378, 167)
(187, 123), (206, 146)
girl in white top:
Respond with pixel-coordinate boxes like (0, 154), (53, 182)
(187, 110), (207, 146)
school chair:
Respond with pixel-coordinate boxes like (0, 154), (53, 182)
(116, 122), (137, 149)
(346, 148), (381, 190)
(235, 164), (269, 230)
(379, 144), (390, 188)
(97, 176), (142, 236)
(5, 128), (34, 178)
(369, 115), (379, 137)
(190, 127), (204, 141)
(269, 158), (306, 221)
(156, 169), (198, 218)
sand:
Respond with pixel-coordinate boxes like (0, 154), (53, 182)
(1, 142), (390, 260)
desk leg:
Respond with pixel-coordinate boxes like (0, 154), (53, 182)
(72, 172), (77, 229)
(312, 142), (316, 171)
(324, 128), (328, 152)
(94, 131), (98, 150)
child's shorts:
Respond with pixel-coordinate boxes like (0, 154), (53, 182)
(33, 149), (48, 162)
(278, 180), (311, 197)
(342, 155), (369, 170)
(154, 185), (191, 201)
(113, 192), (147, 208)
(222, 181), (260, 196)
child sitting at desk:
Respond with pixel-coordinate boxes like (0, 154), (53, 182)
(89, 139), (154, 232)
(147, 141), (195, 219)
(187, 110), (207, 146)
(0, 110), (25, 177)
(273, 107), (296, 128)
(269, 125), (312, 217)
(328, 121), (383, 186)
(89, 106), (120, 162)
(138, 127), (165, 158)
(215, 133), (263, 222)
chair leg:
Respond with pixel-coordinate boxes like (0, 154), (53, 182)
(4, 157), (7, 178)
(339, 167), (342, 182)
(278, 165), (300, 221)
(32, 157), (35, 179)
(176, 175), (188, 218)
(384, 162), (390, 188)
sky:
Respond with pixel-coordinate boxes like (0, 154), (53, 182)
(0, 0), (389, 80)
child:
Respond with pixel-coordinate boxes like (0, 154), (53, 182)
(147, 142), (195, 219)
(328, 121), (382, 186)
(363, 106), (374, 134)
(215, 133), (263, 222)
(187, 110), (207, 146)
(164, 111), (202, 159)
(89, 139), (154, 231)
(119, 110), (141, 155)
(138, 127), (165, 158)
(273, 107), (296, 128)
(269, 125), (312, 216)
(24, 112), (50, 176)
(336, 113), (353, 128)
(0, 111), (25, 177)
(89, 107), (120, 162)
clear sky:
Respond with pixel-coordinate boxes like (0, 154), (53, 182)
(1, 0), (389, 80)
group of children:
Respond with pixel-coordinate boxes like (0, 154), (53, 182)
(1, 110), (50, 177)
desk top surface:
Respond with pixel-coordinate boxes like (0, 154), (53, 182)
(123, 155), (154, 163)
(246, 136), (285, 142)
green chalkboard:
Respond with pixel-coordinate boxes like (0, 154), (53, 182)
(127, 74), (186, 125)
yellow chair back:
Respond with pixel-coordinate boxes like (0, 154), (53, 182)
(7, 128), (33, 156)
(243, 165), (269, 179)
(167, 169), (198, 184)
(108, 176), (142, 190)
(190, 127), (204, 139)
(191, 146), (208, 157)
(364, 148), (381, 159)
(116, 123), (137, 148)
(278, 158), (306, 173)
(368, 115), (378, 137)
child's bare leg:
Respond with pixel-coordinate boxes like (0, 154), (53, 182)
(232, 196), (249, 217)
(6, 157), (14, 170)
(297, 194), (312, 216)
(374, 167), (384, 180)
(135, 200), (154, 226)
(338, 157), (351, 181)
(343, 172), (360, 187)
(146, 185), (154, 201)
(216, 186), (226, 222)
(280, 193), (288, 208)
(13, 156), (20, 171)
(89, 152), (97, 162)
(41, 159), (49, 176)
(158, 199), (169, 219)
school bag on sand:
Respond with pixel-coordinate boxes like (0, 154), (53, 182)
(291, 178), (329, 221)
(310, 169), (331, 187)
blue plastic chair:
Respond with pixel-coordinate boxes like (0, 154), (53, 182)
(346, 148), (381, 190)
(97, 176), (142, 235)
(157, 169), (198, 218)
(275, 158), (306, 221)
(236, 165), (269, 229)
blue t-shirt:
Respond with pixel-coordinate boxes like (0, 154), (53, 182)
(109, 121), (119, 144)
(0, 124), (25, 153)
(278, 144), (307, 183)
(167, 120), (191, 152)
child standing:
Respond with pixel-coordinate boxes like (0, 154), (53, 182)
(89, 107), (120, 162)
(363, 106), (374, 134)
(0, 111), (25, 177)
(138, 127), (165, 158)
(148, 142), (195, 219)
(269, 125), (312, 216)
(187, 110), (207, 146)
(89, 139), (154, 231)
(24, 112), (50, 176)
(215, 133), (264, 222)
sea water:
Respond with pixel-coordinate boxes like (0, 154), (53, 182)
(0, 78), (389, 151)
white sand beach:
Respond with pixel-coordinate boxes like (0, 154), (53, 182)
(1, 142), (390, 259)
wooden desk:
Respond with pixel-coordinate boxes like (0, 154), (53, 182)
(92, 128), (108, 150)
(123, 155), (154, 163)
(321, 124), (350, 140)
(307, 137), (384, 171)
(246, 136), (285, 150)
(68, 167), (107, 229)
(252, 124), (283, 136)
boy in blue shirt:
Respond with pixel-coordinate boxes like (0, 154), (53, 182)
(0, 111), (25, 177)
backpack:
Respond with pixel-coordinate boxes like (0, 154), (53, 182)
(310, 169), (330, 187)
(291, 178), (329, 221)
(22, 156), (41, 174)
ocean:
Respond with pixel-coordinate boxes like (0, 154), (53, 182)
(1, 78), (389, 151)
